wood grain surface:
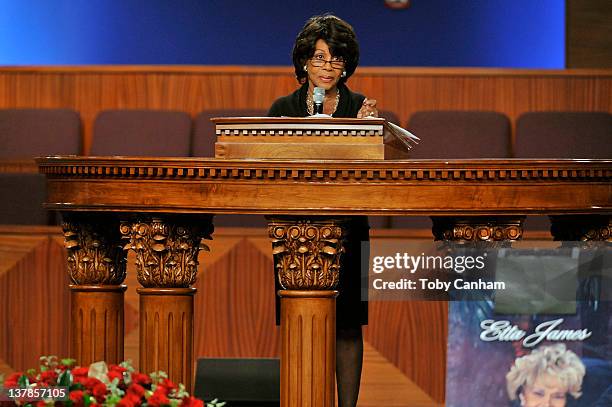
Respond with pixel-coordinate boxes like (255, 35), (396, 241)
(37, 157), (612, 217)
(0, 231), (70, 373)
(567, 0), (612, 68)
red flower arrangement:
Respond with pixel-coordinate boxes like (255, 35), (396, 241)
(1, 356), (224, 407)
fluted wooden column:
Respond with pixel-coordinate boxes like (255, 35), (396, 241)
(138, 287), (195, 385)
(268, 218), (349, 407)
(71, 285), (127, 365)
(121, 216), (213, 391)
(280, 290), (337, 407)
(62, 215), (127, 366)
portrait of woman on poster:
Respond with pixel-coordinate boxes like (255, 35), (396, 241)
(268, 14), (374, 407)
(506, 344), (586, 407)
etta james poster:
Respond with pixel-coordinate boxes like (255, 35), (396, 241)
(445, 300), (611, 406)
(445, 244), (611, 406)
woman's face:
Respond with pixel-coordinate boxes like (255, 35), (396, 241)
(519, 374), (568, 407)
(306, 39), (345, 92)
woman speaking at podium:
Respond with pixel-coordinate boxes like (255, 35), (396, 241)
(268, 14), (376, 407)
(268, 14), (377, 118)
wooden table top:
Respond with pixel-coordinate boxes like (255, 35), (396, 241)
(37, 156), (611, 216)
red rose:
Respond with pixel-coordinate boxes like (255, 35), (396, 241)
(181, 396), (204, 407)
(147, 389), (170, 407)
(70, 367), (89, 383)
(154, 384), (169, 396)
(117, 396), (136, 407)
(125, 392), (143, 406)
(127, 383), (146, 398)
(92, 382), (108, 403)
(70, 390), (85, 407)
(131, 372), (152, 386)
(81, 377), (103, 390)
(110, 365), (128, 374)
(109, 365), (128, 381)
(160, 378), (177, 392)
(39, 370), (58, 385)
(3, 372), (22, 387)
(108, 370), (123, 383)
(130, 392), (143, 402)
(72, 367), (89, 375)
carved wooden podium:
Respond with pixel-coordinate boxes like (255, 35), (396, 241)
(213, 117), (413, 160)
(37, 118), (611, 407)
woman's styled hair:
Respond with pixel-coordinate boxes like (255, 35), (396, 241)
(506, 344), (586, 401)
(292, 14), (359, 85)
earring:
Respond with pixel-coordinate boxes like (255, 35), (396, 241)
(303, 65), (308, 72)
(341, 70), (347, 77)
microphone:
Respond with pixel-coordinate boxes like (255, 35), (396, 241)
(313, 87), (325, 115)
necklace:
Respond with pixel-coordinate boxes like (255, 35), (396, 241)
(307, 88), (340, 115)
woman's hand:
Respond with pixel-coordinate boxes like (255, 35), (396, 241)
(357, 98), (378, 118)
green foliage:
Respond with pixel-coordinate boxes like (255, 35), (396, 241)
(39, 356), (59, 370)
(149, 370), (168, 383)
(18, 374), (30, 387)
(104, 393), (122, 405)
(58, 370), (73, 387)
(107, 377), (125, 399)
(119, 359), (135, 373)
(175, 383), (189, 399)
(61, 358), (77, 367)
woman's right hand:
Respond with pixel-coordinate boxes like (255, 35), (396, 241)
(357, 98), (378, 118)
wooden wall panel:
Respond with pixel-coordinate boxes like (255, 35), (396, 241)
(193, 236), (280, 358)
(0, 67), (610, 154)
(0, 228), (70, 374)
(567, 0), (612, 68)
(364, 301), (447, 404)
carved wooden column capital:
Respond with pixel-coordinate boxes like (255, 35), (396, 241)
(550, 215), (612, 242)
(120, 216), (213, 288)
(432, 216), (525, 242)
(62, 215), (127, 285)
(268, 218), (350, 290)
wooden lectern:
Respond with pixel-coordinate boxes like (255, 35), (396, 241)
(37, 117), (611, 407)
(213, 117), (414, 160)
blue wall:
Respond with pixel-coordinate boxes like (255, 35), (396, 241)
(0, 0), (565, 68)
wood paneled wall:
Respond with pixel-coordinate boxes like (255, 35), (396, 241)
(1, 66), (611, 154)
(0, 227), (70, 375)
(567, 0), (612, 68)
